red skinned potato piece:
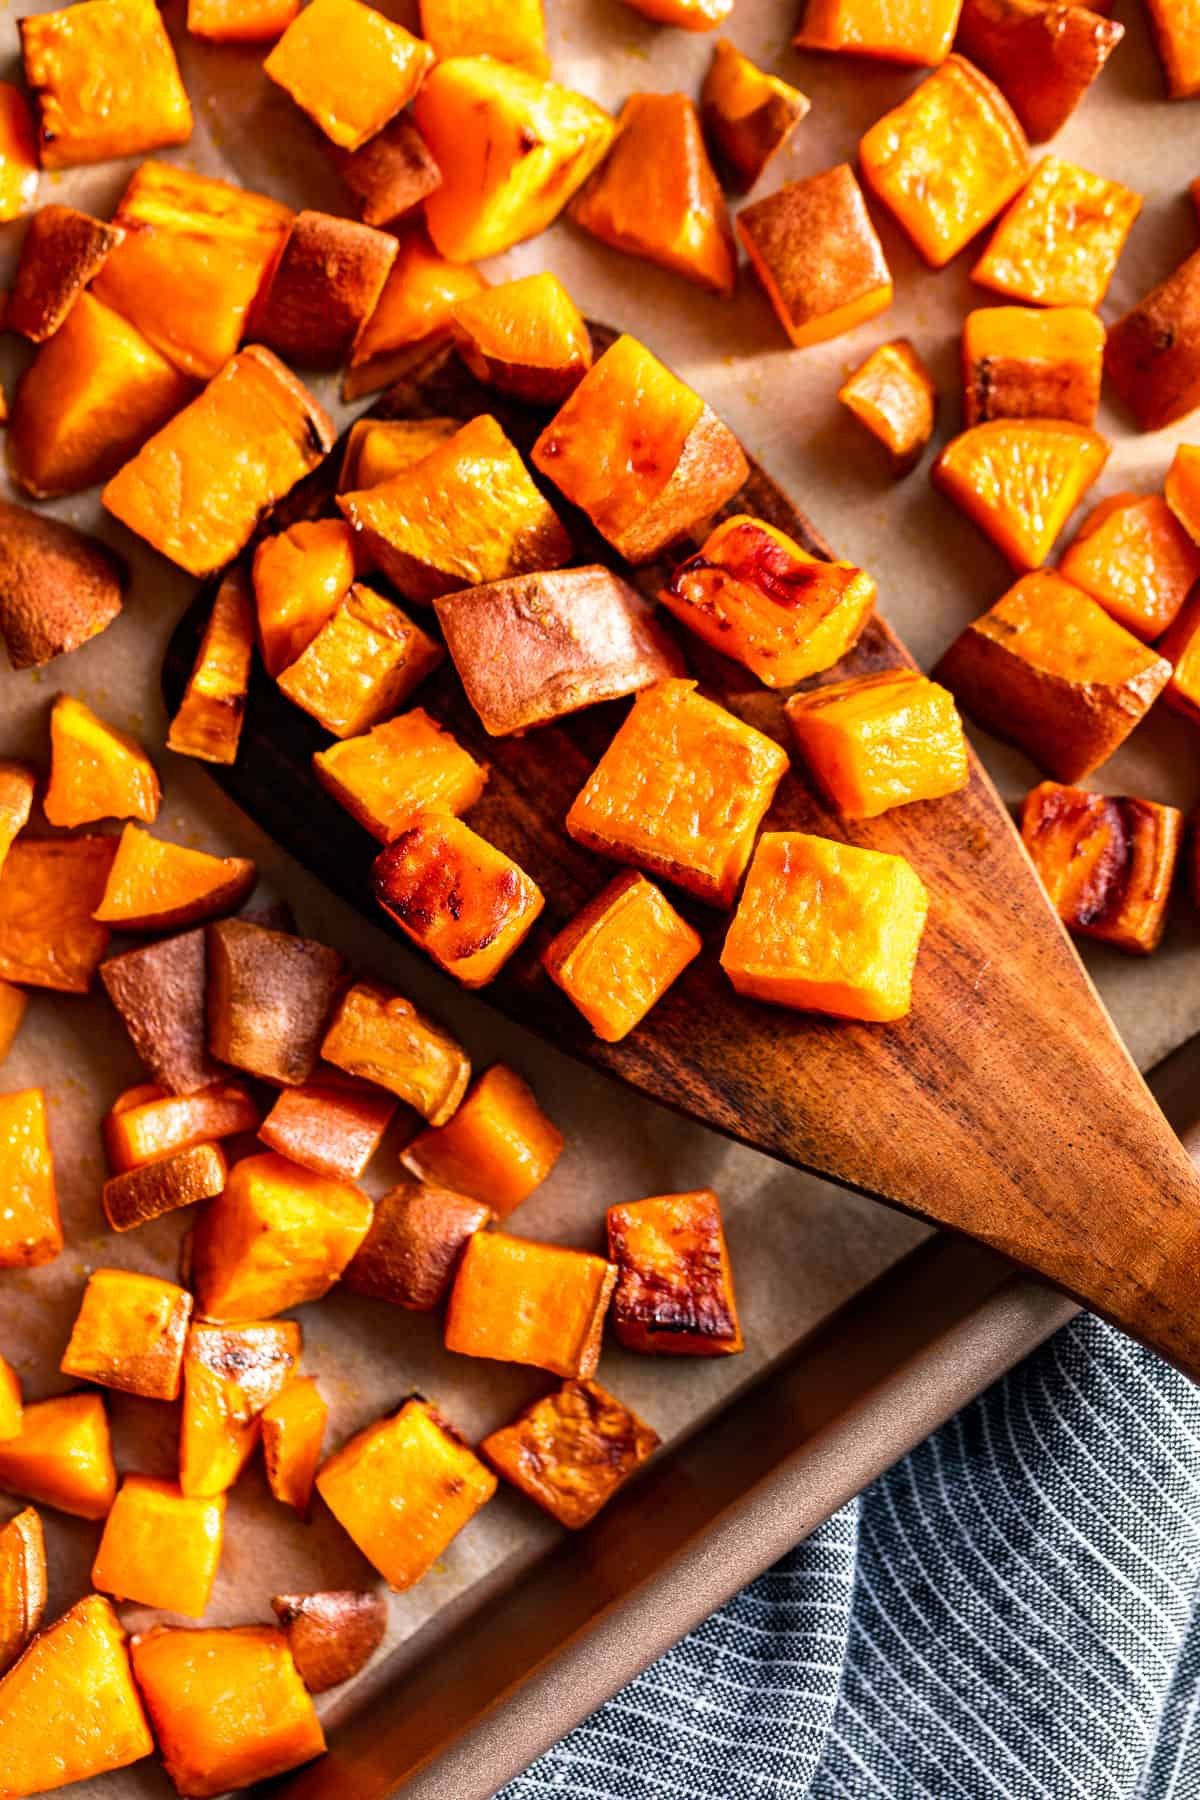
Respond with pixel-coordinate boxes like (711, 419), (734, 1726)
(101, 929), (224, 1095)
(955, 0), (1124, 142)
(1106, 247), (1200, 432)
(251, 210), (399, 370)
(7, 205), (124, 341)
(207, 919), (346, 1086)
(0, 502), (125, 670)
(343, 1181), (493, 1307)
(332, 114), (441, 229)
(270, 1590), (386, 1692)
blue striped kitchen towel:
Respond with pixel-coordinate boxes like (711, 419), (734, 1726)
(500, 1313), (1200, 1800)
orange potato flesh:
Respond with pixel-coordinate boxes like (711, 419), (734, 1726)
(542, 871), (702, 1043)
(445, 1231), (617, 1378)
(265, 0), (434, 151)
(101, 1142), (231, 1232)
(972, 156), (1142, 309)
(179, 1319), (301, 1498)
(786, 669), (970, 820)
(92, 1477), (225, 1618)
(700, 38), (810, 192)
(60, 1268), (193, 1401)
(0, 1508), (45, 1678)
(721, 831), (930, 1021)
(837, 339), (937, 471)
(0, 984), (26, 1067)
(859, 55), (1030, 268)
(1166, 445), (1200, 547)
(482, 1378), (661, 1529)
(252, 519), (357, 679)
(0, 1089), (62, 1269)
(795, 0), (963, 64)
(261, 1376), (328, 1518)
(1160, 590), (1200, 725)
(44, 694), (160, 829)
(206, 918), (345, 1088)
(400, 1063), (563, 1216)
(621, 0), (733, 23)
(343, 1182), (493, 1309)
(955, 0), (1125, 143)
(1059, 493), (1200, 640)
(0, 836), (116, 995)
(313, 708), (488, 843)
(961, 305), (1105, 428)
(1105, 246), (1200, 433)
(258, 1071), (398, 1182)
(1022, 782), (1182, 954)
(451, 272), (592, 404)
(419, 0), (549, 72)
(347, 229), (488, 388)
(0, 764), (34, 877)
(333, 115), (442, 233)
(277, 584), (445, 739)
(1144, 0), (1200, 96)
(660, 514), (877, 687)
(166, 567), (256, 766)
(320, 979), (471, 1125)
(93, 825), (257, 932)
(565, 678), (790, 909)
(188, 0), (299, 39)
(607, 1189), (743, 1355)
(932, 419), (1109, 570)
(8, 204), (124, 343)
(737, 165), (893, 346)
(18, 0), (192, 170)
(338, 418), (460, 493)
(0, 84), (37, 222)
(0, 1360), (21, 1444)
(0, 1392), (116, 1519)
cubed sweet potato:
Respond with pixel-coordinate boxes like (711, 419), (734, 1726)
(737, 165), (892, 345)
(105, 1080), (257, 1172)
(333, 114), (441, 231)
(785, 669), (969, 819)
(265, 0), (433, 149)
(270, 1589), (386, 1692)
(445, 1232), (617, 1378)
(339, 421), (461, 494)
(0, 84), (37, 223)
(543, 871), (702, 1043)
(252, 210), (399, 371)
(1144, 0), (1200, 96)
(0, 764), (34, 879)
(19, 0), (192, 169)
(450, 272), (592, 404)
(1106, 246), (1200, 432)
(1059, 493), (1200, 639)
(60, 1269), (193, 1400)
(0, 1089), (60, 1269)
(1166, 443), (1200, 547)
(0, 985), (26, 1068)
(166, 567), (255, 768)
(955, 0), (1124, 142)
(1022, 782), (1182, 953)
(0, 1509), (45, 1679)
(400, 1065), (562, 1216)
(343, 1182), (492, 1309)
(0, 836), (116, 994)
(1161, 590), (1200, 723)
(794, 0), (962, 63)
(973, 156), (1142, 309)
(101, 930), (223, 1095)
(313, 709), (488, 842)
(0, 502), (124, 669)
(700, 37), (809, 192)
(482, 1379), (660, 1529)
(8, 205), (123, 341)
(321, 980), (471, 1124)
(259, 1069), (397, 1182)
(102, 1142), (229, 1233)
(961, 305), (1104, 427)
(252, 519), (356, 679)
(261, 1376), (327, 1518)
(373, 814), (545, 987)
(0, 1392), (115, 1519)
(837, 339), (937, 473)
(206, 919), (345, 1086)
(180, 1319), (300, 1497)
(187, 0), (299, 38)
(621, 0), (732, 22)
(94, 826), (257, 933)
(346, 228), (488, 394)
(277, 585), (445, 739)
(44, 695), (160, 829)
(0, 1360), (22, 1444)
(419, 0), (548, 70)
(92, 1477), (225, 1618)
(932, 419), (1109, 570)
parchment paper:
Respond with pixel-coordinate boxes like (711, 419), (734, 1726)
(0, 0), (1195, 1790)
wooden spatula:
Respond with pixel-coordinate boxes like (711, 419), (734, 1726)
(163, 324), (1200, 1380)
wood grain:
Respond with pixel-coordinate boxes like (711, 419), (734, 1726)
(164, 325), (1200, 1379)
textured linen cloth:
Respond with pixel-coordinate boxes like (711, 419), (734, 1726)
(500, 1313), (1200, 1800)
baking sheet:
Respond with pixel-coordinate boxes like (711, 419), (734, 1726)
(0, 0), (1196, 1792)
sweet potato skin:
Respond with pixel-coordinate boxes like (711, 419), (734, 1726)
(101, 930), (222, 1095)
(1022, 782), (1182, 953)
(343, 1182), (492, 1308)
(8, 204), (123, 340)
(607, 1190), (743, 1355)
(736, 165), (892, 347)
(0, 1509), (45, 1680)
(0, 501), (125, 669)
(955, 0), (1124, 141)
(166, 568), (255, 767)
(333, 114), (441, 229)
(206, 919), (346, 1086)
(270, 1589), (386, 1691)
(961, 305), (1105, 427)
(259, 1072), (397, 1182)
(102, 1142), (229, 1232)
(700, 37), (809, 192)
(252, 209), (399, 370)
(481, 1378), (661, 1528)
(1106, 247), (1200, 432)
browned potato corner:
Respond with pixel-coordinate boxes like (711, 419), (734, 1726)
(271, 1589), (387, 1691)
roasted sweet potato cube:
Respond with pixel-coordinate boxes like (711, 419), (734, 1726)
(700, 38), (809, 192)
(333, 114), (441, 231)
(955, 0), (1124, 142)
(0, 985), (26, 1068)
(131, 1625), (325, 1798)
(607, 1189), (742, 1355)
(180, 1319), (301, 1497)
(933, 572), (1171, 779)
(1059, 493), (1200, 640)
(0, 502), (124, 669)
(94, 826), (257, 933)
(1167, 444), (1200, 547)
(103, 348), (334, 578)
(860, 56), (1029, 268)
(786, 670), (969, 819)
(566, 679), (789, 908)
(0, 1509), (45, 1679)
(270, 1589), (386, 1692)
(446, 1232), (617, 1377)
(0, 1089), (61, 1269)
(0, 836), (115, 994)
(261, 1376), (327, 1518)
(837, 339), (937, 473)
(973, 156), (1141, 309)
(794, 0), (961, 63)
(166, 567), (255, 767)
(0, 765), (34, 877)
(1106, 247), (1200, 432)
(253, 211), (398, 371)
(44, 695), (160, 829)
(19, 0), (192, 170)
(1162, 591), (1200, 725)
(482, 1378), (661, 1529)
(1145, 0), (1200, 95)
(251, 520), (355, 681)
(1022, 782), (1181, 954)
(571, 92), (736, 299)
(0, 1361), (22, 1444)
(0, 1596), (153, 1797)
(314, 709), (487, 842)
(542, 872), (702, 1043)
(343, 1182), (492, 1308)
(265, 0), (433, 150)
(400, 1064), (563, 1215)
(451, 273), (592, 405)
(207, 919), (345, 1087)
(961, 305), (1104, 429)
(105, 1081), (257, 1173)
(101, 930), (222, 1095)
(102, 1143), (228, 1233)
(8, 205), (123, 341)
(346, 228), (488, 391)
(321, 979), (470, 1123)
(721, 832), (929, 1020)
(187, 0), (299, 38)
(259, 1070), (397, 1182)
(340, 416), (571, 606)
(277, 585), (444, 738)
(60, 1269), (193, 1400)
(932, 420), (1109, 570)
(316, 1398), (496, 1590)
(0, 1392), (115, 1519)
(339, 419), (461, 495)
(92, 1477), (225, 1618)
(415, 57), (615, 261)
(373, 814), (545, 987)
(737, 165), (892, 346)
(419, 0), (548, 69)
(532, 335), (748, 564)
(0, 84), (37, 222)
(661, 515), (876, 687)
(621, 0), (732, 22)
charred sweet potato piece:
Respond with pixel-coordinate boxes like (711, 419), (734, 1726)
(973, 156), (1141, 309)
(482, 1379), (660, 1529)
(621, 0), (732, 22)
(400, 1064), (564, 1215)
(373, 814), (545, 987)
(571, 92), (736, 298)
(343, 1182), (492, 1308)
(721, 831), (929, 1020)
(1167, 444), (1200, 546)
(837, 339), (937, 473)
(166, 568), (255, 767)
(437, 566), (682, 737)
(0, 502), (124, 669)
(314, 709), (487, 843)
(961, 305), (1104, 428)
(8, 205), (123, 341)
(451, 273), (591, 405)
(277, 585), (444, 738)
(661, 515), (875, 686)
(103, 347), (334, 577)
(0, 84), (37, 222)
(1106, 247), (1200, 432)
(1145, 0), (1200, 96)
(19, 0), (192, 170)
(0, 1510), (45, 1679)
(1160, 590), (1200, 723)
(0, 836), (115, 994)
(0, 1392), (115, 1518)
(206, 919), (344, 1087)
(933, 571), (1171, 779)
(1059, 493), (1200, 640)
(0, 1089), (61, 1269)
(860, 56), (1029, 268)
(532, 335), (748, 563)
(321, 980), (470, 1123)
(187, 0), (299, 37)
(60, 1269), (193, 1400)
(44, 695), (160, 829)
(0, 1362), (22, 1443)
(317, 1397), (496, 1590)
(270, 1589), (386, 1691)
(415, 58), (615, 261)
(446, 1232), (617, 1377)
(700, 38), (809, 192)
(101, 930), (222, 1095)
(543, 871), (702, 1043)
(333, 115), (441, 231)
(346, 229), (488, 395)
(794, 0), (961, 63)
(737, 165), (892, 346)
(419, 0), (548, 69)
(94, 826), (256, 933)
(253, 211), (398, 371)
(566, 679), (789, 908)
(0, 1595), (153, 1797)
(180, 1319), (301, 1496)
(0, 985), (26, 1067)
(932, 419), (1109, 570)
(266, 0), (433, 149)
(261, 1377), (327, 1518)
(105, 1081), (257, 1173)
(607, 1189), (743, 1355)
(1022, 782), (1181, 954)
(786, 670), (969, 819)
(102, 1143), (228, 1232)
(0, 764), (34, 877)
(341, 415), (571, 605)
(93, 1477), (225, 1618)
(259, 1069), (397, 1182)
(131, 1625), (325, 1797)
(252, 519), (356, 679)
(955, 0), (1124, 141)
